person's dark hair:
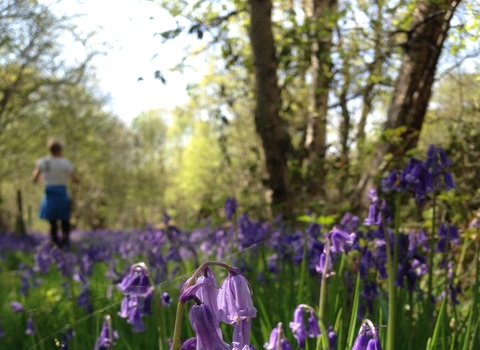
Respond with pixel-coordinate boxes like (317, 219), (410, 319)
(48, 140), (62, 155)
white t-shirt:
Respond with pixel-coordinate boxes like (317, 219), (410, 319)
(36, 157), (74, 186)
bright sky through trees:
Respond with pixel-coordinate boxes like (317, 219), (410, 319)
(51, 0), (201, 124)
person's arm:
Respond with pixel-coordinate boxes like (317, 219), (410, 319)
(32, 166), (42, 183)
(70, 171), (80, 184)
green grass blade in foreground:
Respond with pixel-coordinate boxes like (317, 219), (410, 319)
(346, 273), (360, 348)
(429, 296), (446, 350)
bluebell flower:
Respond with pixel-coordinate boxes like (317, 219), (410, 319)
(289, 306), (309, 348)
(189, 302), (229, 350)
(117, 262), (154, 332)
(217, 267), (257, 325)
(265, 324), (293, 350)
(352, 320), (383, 350)
(94, 316), (119, 350)
(436, 223), (459, 252)
(307, 310), (321, 337)
(329, 226), (355, 254)
(77, 286), (93, 313)
(10, 301), (24, 313)
(340, 212), (360, 232)
(25, 317), (35, 335)
(363, 189), (391, 226)
(180, 337), (197, 350)
(195, 267), (221, 321)
(161, 292), (172, 307)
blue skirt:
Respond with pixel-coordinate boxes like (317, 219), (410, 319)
(39, 185), (70, 221)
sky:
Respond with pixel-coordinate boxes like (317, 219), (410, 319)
(55, 0), (202, 125)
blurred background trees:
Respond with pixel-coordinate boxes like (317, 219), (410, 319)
(1, 0), (479, 232)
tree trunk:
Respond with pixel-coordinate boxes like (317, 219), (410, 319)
(354, 0), (461, 207)
(304, 0), (337, 197)
(248, 0), (292, 216)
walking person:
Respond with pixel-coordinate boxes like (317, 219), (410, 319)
(32, 140), (80, 249)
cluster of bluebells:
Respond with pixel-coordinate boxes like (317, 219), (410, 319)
(117, 262), (154, 332)
(264, 323), (292, 350)
(179, 265), (256, 350)
(352, 320), (383, 350)
(94, 315), (119, 350)
(289, 304), (336, 349)
(381, 145), (455, 204)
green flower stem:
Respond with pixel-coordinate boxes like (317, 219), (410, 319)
(393, 193), (401, 280)
(276, 322), (283, 350)
(318, 239), (331, 350)
(427, 191), (437, 330)
(171, 261), (232, 350)
(382, 213), (395, 350)
(105, 315), (113, 350)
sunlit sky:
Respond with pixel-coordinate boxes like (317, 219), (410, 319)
(56, 0), (202, 125)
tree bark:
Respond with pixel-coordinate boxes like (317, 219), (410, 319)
(354, 0), (461, 207)
(248, 0), (292, 216)
(304, 0), (337, 197)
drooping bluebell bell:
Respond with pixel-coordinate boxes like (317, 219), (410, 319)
(264, 323), (293, 350)
(10, 301), (24, 313)
(329, 226), (355, 254)
(77, 286), (93, 313)
(436, 222), (459, 252)
(180, 337), (197, 350)
(315, 250), (333, 277)
(289, 305), (318, 348)
(117, 262), (154, 332)
(195, 267), (221, 321)
(189, 302), (230, 350)
(364, 189), (391, 226)
(307, 310), (321, 337)
(340, 212), (360, 232)
(94, 315), (119, 350)
(217, 267), (257, 349)
(352, 320), (383, 350)
(217, 267), (257, 324)
(161, 292), (172, 307)
(25, 317), (35, 335)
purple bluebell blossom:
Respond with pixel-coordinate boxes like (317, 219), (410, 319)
(180, 337), (197, 350)
(189, 302), (229, 350)
(289, 306), (309, 348)
(117, 262), (154, 332)
(264, 326), (279, 349)
(340, 212), (360, 232)
(25, 317), (35, 335)
(265, 324), (293, 350)
(352, 321), (383, 350)
(10, 301), (24, 313)
(328, 327), (337, 349)
(195, 268), (221, 320)
(364, 189), (391, 226)
(77, 286), (93, 313)
(329, 226), (355, 254)
(307, 310), (321, 337)
(161, 292), (172, 307)
(436, 223), (459, 252)
(315, 251), (333, 277)
(94, 316), (119, 350)
(217, 267), (257, 325)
